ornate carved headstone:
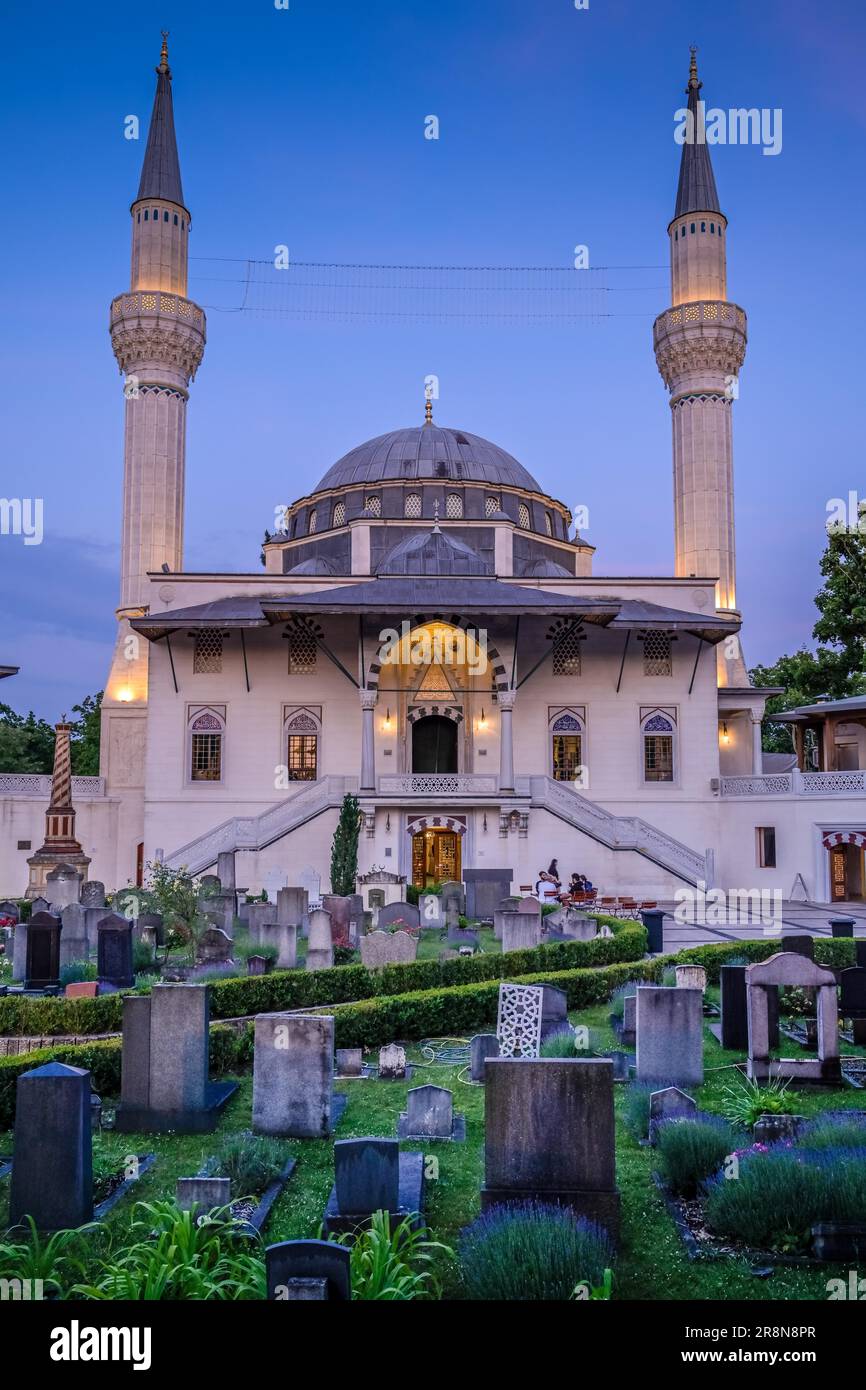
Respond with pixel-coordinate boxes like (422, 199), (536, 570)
(496, 983), (544, 1059)
(378, 1043), (407, 1079)
(80, 880), (106, 909)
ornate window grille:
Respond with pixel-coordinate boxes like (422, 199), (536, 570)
(332, 501), (346, 527)
(404, 492), (422, 518)
(308, 508), (318, 535)
(642, 713), (675, 783)
(518, 502), (531, 529)
(485, 495), (500, 516)
(288, 626), (317, 674)
(551, 713), (583, 782)
(553, 628), (581, 676)
(193, 631), (223, 674)
(544, 512), (553, 536)
(364, 495), (382, 517)
(189, 712), (224, 782)
(445, 492), (463, 518)
(642, 632), (673, 676)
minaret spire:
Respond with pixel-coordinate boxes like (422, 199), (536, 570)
(137, 31), (184, 206)
(653, 50), (748, 685)
(674, 45), (720, 220)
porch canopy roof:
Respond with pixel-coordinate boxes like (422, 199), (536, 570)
(772, 695), (866, 724)
(129, 578), (740, 645)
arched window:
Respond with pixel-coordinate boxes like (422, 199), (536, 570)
(642, 711), (676, 784)
(143, 209), (149, 221)
(518, 502), (531, 529)
(308, 508), (318, 535)
(550, 711), (584, 783)
(544, 511), (553, 536)
(445, 492), (463, 518)
(404, 493), (422, 518)
(364, 495), (382, 517)
(285, 710), (319, 781)
(332, 501), (346, 527)
(188, 710), (225, 783)
(486, 495), (500, 516)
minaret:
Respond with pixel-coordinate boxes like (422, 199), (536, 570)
(653, 49), (748, 685)
(26, 718), (91, 896)
(109, 33), (206, 616)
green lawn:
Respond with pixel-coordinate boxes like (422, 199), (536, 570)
(1, 999), (863, 1300)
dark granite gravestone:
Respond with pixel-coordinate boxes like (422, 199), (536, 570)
(266, 1239), (351, 1301)
(446, 926), (479, 952)
(648, 1086), (697, 1143)
(464, 869), (512, 921)
(840, 967), (866, 1044)
(857, 941), (866, 969)
(336, 1048), (364, 1077)
(24, 910), (62, 989)
(469, 1033), (500, 1081)
(377, 900), (421, 932)
(781, 934), (815, 960)
(640, 909), (665, 953)
(540, 985), (569, 1043)
(9, 1062), (93, 1230)
(322, 895), (353, 947)
(720, 964), (779, 1051)
(324, 1137), (425, 1236)
(481, 1058), (620, 1240)
(0, 899), (20, 921)
(96, 913), (135, 988)
(115, 984), (237, 1133)
(831, 917), (855, 938)
(636, 987), (703, 1086)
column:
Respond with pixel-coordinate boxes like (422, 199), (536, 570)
(498, 689), (516, 793)
(750, 713), (763, 776)
(360, 689), (378, 793)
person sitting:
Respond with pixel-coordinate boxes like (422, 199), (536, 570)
(535, 870), (561, 904)
(569, 873), (585, 895)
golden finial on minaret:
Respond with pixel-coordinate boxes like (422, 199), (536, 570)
(424, 386), (433, 425)
(159, 31), (170, 74)
(688, 44), (699, 88)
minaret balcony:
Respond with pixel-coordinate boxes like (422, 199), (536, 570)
(654, 299), (747, 390)
(110, 291), (206, 383)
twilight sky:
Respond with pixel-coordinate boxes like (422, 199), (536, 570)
(2, 0), (864, 719)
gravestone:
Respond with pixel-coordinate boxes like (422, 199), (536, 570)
(398, 1084), (465, 1141)
(501, 910), (542, 953)
(59, 904), (89, 972)
(621, 994), (636, 1047)
(217, 851), (236, 892)
(324, 1137), (425, 1236)
(648, 1086), (697, 1143)
(641, 908), (665, 953)
(298, 866), (322, 911)
(276, 886), (308, 930)
(781, 933), (815, 960)
(359, 929), (418, 969)
(857, 941), (866, 969)
(0, 899), (19, 921)
(247, 955), (270, 976)
(636, 987), (704, 1087)
(31, 896), (49, 914)
(445, 899), (461, 931)
(720, 964), (779, 1051)
(199, 874), (221, 896)
(176, 1176), (231, 1214)
(464, 868), (512, 921)
(470, 1033), (500, 1081)
(9, 1062), (93, 1230)
(24, 910), (62, 989)
(80, 880), (106, 909)
(12, 920), (27, 982)
(439, 880), (465, 916)
(196, 925), (233, 966)
(46, 867), (82, 911)
(266, 1239), (351, 1301)
(746, 952), (841, 1084)
(548, 909), (596, 941)
(253, 921), (297, 971)
(246, 903), (273, 939)
(376, 901), (420, 933)
(116, 984), (237, 1133)
(496, 982), (544, 1058)
(481, 1058), (620, 1239)
(96, 913), (135, 988)
(540, 985), (570, 1043)
(336, 1048), (364, 1077)
(445, 926), (479, 952)
(378, 1043), (407, 1079)
(306, 909), (334, 970)
(609, 1051), (630, 1082)
(419, 893), (445, 931)
(322, 895), (353, 947)
(840, 967), (866, 1044)
(138, 911), (165, 947)
(253, 1013), (335, 1138)
(263, 868), (288, 902)
(674, 964), (707, 993)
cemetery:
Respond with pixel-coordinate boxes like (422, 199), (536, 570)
(1, 864), (866, 1302)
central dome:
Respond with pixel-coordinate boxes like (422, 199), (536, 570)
(314, 425), (541, 493)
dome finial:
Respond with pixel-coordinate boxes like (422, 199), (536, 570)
(424, 383), (433, 425)
(159, 30), (170, 74)
(432, 499), (441, 532)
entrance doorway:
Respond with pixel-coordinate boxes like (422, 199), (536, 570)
(830, 844), (865, 901)
(412, 828), (461, 888)
(411, 715), (458, 774)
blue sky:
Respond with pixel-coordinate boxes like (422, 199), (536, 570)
(2, 0), (864, 718)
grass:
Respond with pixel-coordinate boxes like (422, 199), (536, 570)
(1, 994), (864, 1300)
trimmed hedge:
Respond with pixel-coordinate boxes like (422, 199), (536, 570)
(668, 936), (855, 982)
(0, 918), (646, 1038)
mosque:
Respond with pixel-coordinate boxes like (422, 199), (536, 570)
(3, 41), (865, 906)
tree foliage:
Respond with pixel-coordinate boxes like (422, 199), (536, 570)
(0, 692), (103, 775)
(330, 793), (361, 895)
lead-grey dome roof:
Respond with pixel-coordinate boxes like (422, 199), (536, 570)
(378, 527), (490, 576)
(315, 425), (540, 492)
